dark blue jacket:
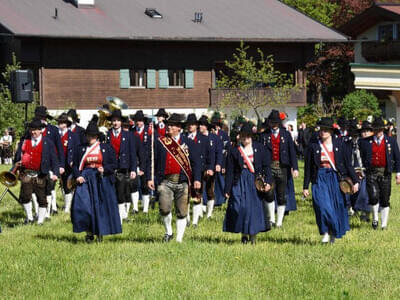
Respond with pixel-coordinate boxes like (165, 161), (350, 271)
(132, 132), (146, 172)
(215, 129), (230, 168)
(208, 132), (223, 168)
(303, 136), (359, 189)
(63, 129), (80, 167)
(224, 142), (272, 195)
(358, 134), (400, 174)
(147, 134), (201, 184)
(71, 124), (86, 145)
(72, 143), (117, 179)
(260, 128), (299, 170)
(106, 130), (137, 172)
(184, 132), (212, 172)
(45, 124), (65, 168)
(15, 136), (60, 177)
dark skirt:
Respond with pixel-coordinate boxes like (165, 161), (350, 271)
(311, 168), (349, 238)
(71, 168), (122, 236)
(223, 169), (267, 235)
(354, 178), (370, 212)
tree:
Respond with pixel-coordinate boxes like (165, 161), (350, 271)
(216, 42), (296, 121)
(0, 53), (37, 138)
(340, 90), (381, 120)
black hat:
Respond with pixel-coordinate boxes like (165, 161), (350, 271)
(133, 110), (145, 121)
(85, 122), (100, 136)
(337, 117), (349, 129)
(361, 120), (373, 131)
(239, 122), (253, 136)
(28, 118), (45, 130)
(198, 115), (210, 127)
(121, 116), (130, 127)
(167, 113), (186, 126)
(317, 117), (334, 129)
(108, 109), (123, 121)
(372, 117), (385, 130)
(267, 110), (282, 123)
(34, 106), (53, 120)
(348, 119), (360, 136)
(186, 113), (198, 125)
(211, 112), (223, 126)
(67, 109), (80, 123)
(155, 108), (169, 118)
(56, 113), (72, 126)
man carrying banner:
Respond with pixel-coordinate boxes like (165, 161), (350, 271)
(147, 113), (201, 243)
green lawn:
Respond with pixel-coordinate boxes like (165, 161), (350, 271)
(0, 163), (399, 299)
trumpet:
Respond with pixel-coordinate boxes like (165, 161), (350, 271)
(97, 96), (129, 130)
(0, 164), (19, 188)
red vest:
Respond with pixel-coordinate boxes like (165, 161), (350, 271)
(158, 127), (166, 137)
(110, 132), (122, 159)
(271, 133), (280, 161)
(84, 149), (103, 169)
(372, 140), (386, 167)
(61, 131), (68, 156)
(165, 139), (181, 175)
(135, 129), (145, 142)
(21, 139), (43, 171)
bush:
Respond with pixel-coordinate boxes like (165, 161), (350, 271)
(340, 90), (381, 120)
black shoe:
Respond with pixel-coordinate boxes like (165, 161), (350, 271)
(85, 234), (95, 243)
(97, 235), (103, 242)
(51, 210), (58, 216)
(270, 222), (276, 228)
(250, 235), (257, 245)
(23, 218), (34, 225)
(193, 224), (198, 229)
(372, 221), (378, 230)
(241, 236), (249, 244)
(186, 221), (191, 227)
(162, 234), (173, 243)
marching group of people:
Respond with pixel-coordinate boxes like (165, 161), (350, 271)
(5, 105), (400, 244)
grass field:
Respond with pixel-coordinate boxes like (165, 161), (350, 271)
(0, 163), (400, 299)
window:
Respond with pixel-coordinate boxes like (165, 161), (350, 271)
(378, 24), (394, 41)
(168, 70), (185, 87)
(130, 70), (146, 88)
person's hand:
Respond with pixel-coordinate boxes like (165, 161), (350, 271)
(303, 189), (310, 198)
(222, 168), (226, 174)
(130, 171), (136, 179)
(51, 175), (58, 181)
(148, 180), (155, 190)
(15, 161), (22, 167)
(98, 166), (104, 174)
(194, 181), (201, 190)
(352, 183), (360, 194)
(396, 175), (400, 185)
(77, 176), (85, 184)
(138, 170), (144, 176)
(207, 169), (214, 176)
(59, 167), (65, 175)
(215, 165), (221, 172)
(293, 170), (299, 178)
(264, 183), (271, 192)
(225, 193), (230, 199)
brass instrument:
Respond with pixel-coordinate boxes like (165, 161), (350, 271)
(0, 164), (20, 203)
(97, 96), (129, 131)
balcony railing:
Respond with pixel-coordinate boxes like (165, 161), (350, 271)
(362, 41), (400, 62)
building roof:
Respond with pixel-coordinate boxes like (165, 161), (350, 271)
(340, 4), (400, 38)
(0, 0), (347, 42)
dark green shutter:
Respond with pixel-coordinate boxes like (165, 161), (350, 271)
(147, 69), (156, 89)
(185, 69), (194, 88)
(120, 69), (130, 89)
(159, 69), (169, 89)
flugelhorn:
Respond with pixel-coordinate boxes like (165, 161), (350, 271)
(0, 164), (19, 188)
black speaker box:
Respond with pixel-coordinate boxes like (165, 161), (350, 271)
(10, 70), (34, 103)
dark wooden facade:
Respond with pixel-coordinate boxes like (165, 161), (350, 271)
(3, 37), (314, 109)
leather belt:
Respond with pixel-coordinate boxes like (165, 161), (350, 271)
(24, 169), (39, 178)
(271, 161), (281, 169)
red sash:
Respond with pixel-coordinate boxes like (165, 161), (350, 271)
(159, 136), (192, 184)
(79, 142), (101, 171)
(238, 145), (255, 173)
(320, 142), (336, 171)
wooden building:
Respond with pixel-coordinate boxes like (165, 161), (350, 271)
(0, 0), (347, 125)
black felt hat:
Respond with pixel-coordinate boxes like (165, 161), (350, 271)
(337, 117), (349, 129)
(67, 109), (80, 123)
(133, 110), (145, 121)
(348, 119), (360, 136)
(186, 113), (198, 125)
(239, 122), (253, 136)
(34, 106), (53, 120)
(108, 109), (123, 121)
(167, 113), (186, 126)
(267, 110), (282, 123)
(317, 117), (334, 129)
(28, 118), (46, 130)
(361, 120), (373, 131)
(56, 113), (72, 126)
(85, 122), (100, 136)
(198, 115), (210, 127)
(210, 112), (223, 126)
(372, 117), (386, 130)
(155, 108), (169, 118)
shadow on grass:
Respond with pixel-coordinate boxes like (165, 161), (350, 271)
(0, 209), (25, 227)
(35, 233), (82, 244)
(262, 235), (318, 246)
(191, 235), (236, 245)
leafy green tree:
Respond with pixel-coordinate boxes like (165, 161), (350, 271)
(216, 42), (296, 121)
(0, 53), (37, 138)
(340, 90), (381, 120)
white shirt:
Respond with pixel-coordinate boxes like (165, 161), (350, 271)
(32, 135), (42, 147)
(173, 134), (180, 143)
(0, 135), (12, 144)
(188, 132), (197, 140)
(272, 128), (279, 138)
(158, 122), (165, 129)
(137, 126), (144, 134)
(113, 128), (121, 137)
(374, 135), (384, 145)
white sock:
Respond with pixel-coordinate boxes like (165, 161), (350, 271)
(142, 195), (150, 213)
(163, 212), (173, 236)
(118, 204), (126, 224)
(267, 202), (276, 224)
(187, 203), (191, 223)
(371, 204), (379, 222)
(276, 205), (286, 227)
(321, 232), (329, 243)
(37, 207), (47, 224)
(125, 203), (131, 216)
(23, 202), (33, 221)
(206, 200), (215, 218)
(32, 193), (39, 216)
(176, 218), (187, 243)
(131, 192), (139, 211)
(192, 204), (202, 225)
(64, 193), (73, 213)
(51, 190), (57, 211)
(46, 196), (52, 218)
(202, 205), (207, 214)
(381, 207), (390, 228)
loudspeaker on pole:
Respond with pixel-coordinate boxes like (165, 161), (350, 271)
(10, 70), (34, 104)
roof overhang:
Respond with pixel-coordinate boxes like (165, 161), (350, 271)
(351, 63), (400, 90)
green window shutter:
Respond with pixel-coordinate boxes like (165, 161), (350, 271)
(185, 69), (194, 88)
(147, 69), (156, 89)
(159, 69), (169, 89)
(120, 69), (130, 88)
